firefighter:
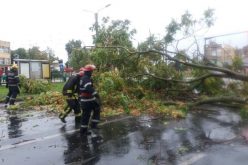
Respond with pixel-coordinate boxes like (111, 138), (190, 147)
(79, 64), (101, 136)
(5, 64), (20, 108)
(59, 69), (84, 124)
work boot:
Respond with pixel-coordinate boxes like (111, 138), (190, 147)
(59, 114), (66, 123)
(60, 118), (66, 123)
(59, 113), (66, 123)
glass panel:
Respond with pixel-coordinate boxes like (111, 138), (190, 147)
(42, 64), (50, 79)
(30, 62), (41, 79)
(20, 63), (30, 78)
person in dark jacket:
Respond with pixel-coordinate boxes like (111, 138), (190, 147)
(5, 64), (20, 108)
(59, 70), (84, 124)
(79, 64), (101, 136)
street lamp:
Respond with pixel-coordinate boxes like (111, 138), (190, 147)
(83, 4), (111, 42)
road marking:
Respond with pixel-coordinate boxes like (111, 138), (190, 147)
(0, 116), (133, 151)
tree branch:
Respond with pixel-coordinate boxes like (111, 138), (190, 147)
(189, 96), (247, 108)
(84, 45), (248, 81)
(133, 72), (230, 84)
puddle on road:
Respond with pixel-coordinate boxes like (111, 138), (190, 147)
(55, 105), (248, 165)
(1, 104), (248, 165)
(0, 106), (59, 141)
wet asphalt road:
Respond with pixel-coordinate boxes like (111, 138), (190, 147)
(1, 103), (248, 165)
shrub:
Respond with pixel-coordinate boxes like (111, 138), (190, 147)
(19, 75), (51, 94)
(96, 71), (125, 93)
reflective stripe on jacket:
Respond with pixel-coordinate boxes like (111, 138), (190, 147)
(6, 70), (19, 86)
(79, 74), (97, 102)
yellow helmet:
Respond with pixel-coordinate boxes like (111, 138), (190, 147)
(11, 64), (18, 69)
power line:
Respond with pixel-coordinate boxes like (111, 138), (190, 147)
(205, 31), (248, 40)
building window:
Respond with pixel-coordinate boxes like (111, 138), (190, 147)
(5, 58), (10, 65)
(211, 49), (217, 57)
(217, 49), (222, 56)
(0, 47), (10, 53)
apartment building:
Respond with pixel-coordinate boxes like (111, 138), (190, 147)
(0, 40), (11, 71)
(204, 41), (223, 65)
(204, 41), (236, 66)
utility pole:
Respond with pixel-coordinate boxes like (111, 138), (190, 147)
(83, 4), (111, 44)
(95, 12), (99, 39)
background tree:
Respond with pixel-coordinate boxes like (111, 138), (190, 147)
(11, 48), (28, 60)
(88, 18), (137, 73)
(11, 47), (58, 61)
(28, 46), (47, 60)
(65, 40), (82, 61)
(232, 55), (243, 72)
(68, 48), (91, 70)
(45, 47), (58, 64)
(164, 9), (215, 60)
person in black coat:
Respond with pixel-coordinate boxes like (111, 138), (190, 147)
(59, 70), (84, 124)
(79, 64), (101, 136)
(5, 64), (20, 107)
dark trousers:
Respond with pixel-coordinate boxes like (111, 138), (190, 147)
(80, 101), (100, 129)
(5, 86), (19, 105)
(60, 98), (81, 118)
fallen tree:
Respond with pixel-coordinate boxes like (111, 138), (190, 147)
(76, 9), (248, 115)
(84, 45), (248, 109)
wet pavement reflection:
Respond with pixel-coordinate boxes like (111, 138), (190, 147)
(7, 111), (25, 139)
(1, 104), (248, 164)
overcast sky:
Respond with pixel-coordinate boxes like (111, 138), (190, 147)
(1, 0), (248, 62)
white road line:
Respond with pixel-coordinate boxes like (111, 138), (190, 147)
(0, 116), (133, 151)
